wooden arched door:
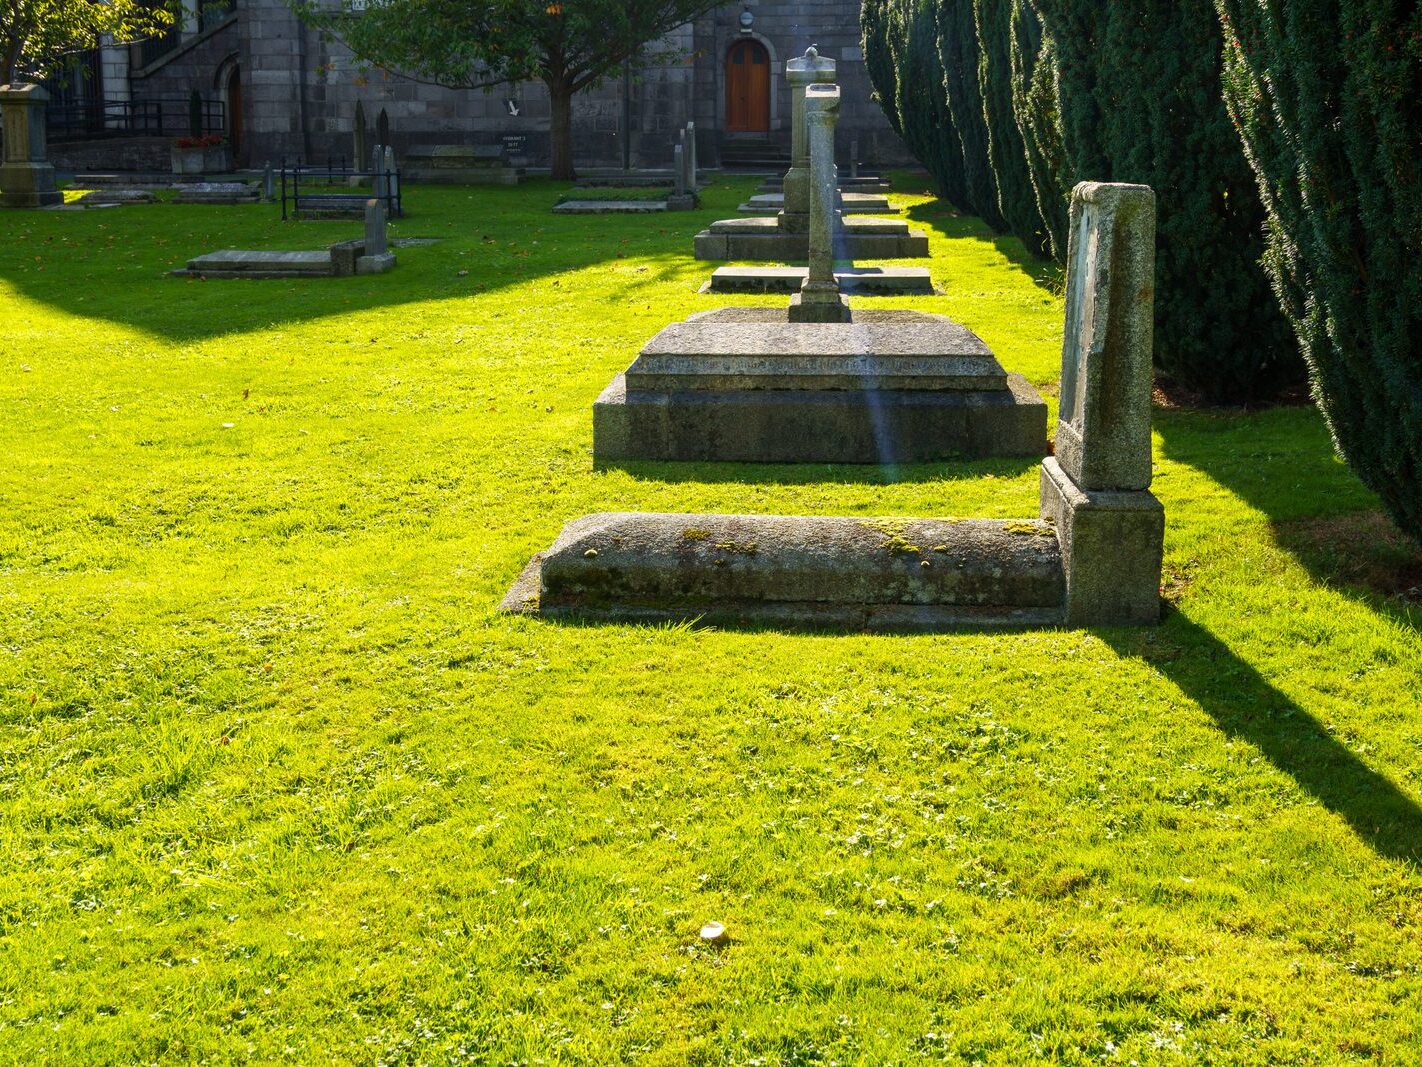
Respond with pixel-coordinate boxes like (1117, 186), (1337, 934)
(725, 40), (770, 133)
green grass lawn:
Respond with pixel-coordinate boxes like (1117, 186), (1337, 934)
(2, 174), (1419, 1064)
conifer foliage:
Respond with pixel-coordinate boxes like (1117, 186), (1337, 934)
(1214, 0), (1422, 536)
(1031, 0), (1301, 403)
(862, 0), (1303, 403)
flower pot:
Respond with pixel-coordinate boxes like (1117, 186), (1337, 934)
(171, 144), (231, 176)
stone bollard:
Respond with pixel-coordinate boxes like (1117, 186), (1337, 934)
(788, 83), (849, 323)
(0, 84), (62, 208)
(779, 46), (836, 235)
(667, 143), (694, 211)
(1039, 181), (1164, 625)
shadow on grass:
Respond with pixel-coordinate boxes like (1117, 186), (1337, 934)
(0, 179), (756, 343)
(901, 199), (1062, 295)
(1156, 406), (1421, 632)
(1106, 612), (1422, 865)
(598, 454), (1041, 486)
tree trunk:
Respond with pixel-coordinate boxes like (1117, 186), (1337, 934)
(548, 80), (575, 181)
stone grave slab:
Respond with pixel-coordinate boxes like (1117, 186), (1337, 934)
(174, 182), (260, 205)
(501, 512), (1066, 632)
(553, 200), (668, 214)
(404, 144), (519, 185)
(76, 188), (157, 206)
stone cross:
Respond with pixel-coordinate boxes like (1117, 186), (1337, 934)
(788, 83), (849, 323)
(364, 198), (387, 257)
(780, 46), (836, 234)
(0, 84), (61, 208)
(1054, 181), (1156, 491)
(1039, 180), (1163, 625)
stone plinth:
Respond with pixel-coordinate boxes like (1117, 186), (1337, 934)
(593, 308), (1046, 464)
(0, 84), (61, 208)
(739, 191), (898, 216)
(704, 266), (934, 295)
(403, 145), (519, 185)
(502, 512), (1066, 632)
(694, 215), (929, 260)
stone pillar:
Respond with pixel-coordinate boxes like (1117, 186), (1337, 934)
(0, 85), (61, 208)
(356, 198), (396, 274)
(779, 46), (835, 235)
(788, 84), (849, 324)
(263, 160), (275, 201)
(667, 143), (694, 211)
(682, 123), (693, 192)
(364, 199), (387, 257)
(1039, 181), (1163, 625)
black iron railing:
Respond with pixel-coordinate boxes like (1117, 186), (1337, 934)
(45, 97), (226, 141)
(281, 160), (403, 221)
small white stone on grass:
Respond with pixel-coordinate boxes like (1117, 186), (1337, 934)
(699, 921), (727, 944)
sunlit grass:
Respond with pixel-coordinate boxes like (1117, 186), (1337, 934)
(0, 176), (1418, 1063)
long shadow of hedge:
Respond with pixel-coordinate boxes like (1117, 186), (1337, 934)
(1155, 405), (1421, 633)
(1105, 612), (1422, 865)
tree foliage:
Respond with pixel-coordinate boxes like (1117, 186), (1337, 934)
(1214, 0), (1422, 535)
(1, 0), (174, 84)
(1028, 0), (1302, 403)
(297, 0), (726, 179)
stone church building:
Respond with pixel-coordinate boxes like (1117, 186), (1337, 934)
(49, 0), (907, 172)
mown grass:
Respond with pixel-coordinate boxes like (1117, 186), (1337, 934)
(1, 174), (1419, 1064)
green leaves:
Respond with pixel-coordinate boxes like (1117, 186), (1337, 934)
(2, 0), (178, 81)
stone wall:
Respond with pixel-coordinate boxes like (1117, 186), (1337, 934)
(85, 0), (910, 171)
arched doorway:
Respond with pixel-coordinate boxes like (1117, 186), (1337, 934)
(725, 39), (770, 133)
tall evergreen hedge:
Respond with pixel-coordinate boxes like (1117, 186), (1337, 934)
(861, 0), (903, 140)
(1214, 1), (1422, 536)
(938, 0), (1003, 227)
(1008, 3), (1067, 259)
(1032, 0), (1302, 403)
(975, 0), (1049, 254)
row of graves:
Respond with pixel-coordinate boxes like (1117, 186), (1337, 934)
(504, 52), (1165, 631)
